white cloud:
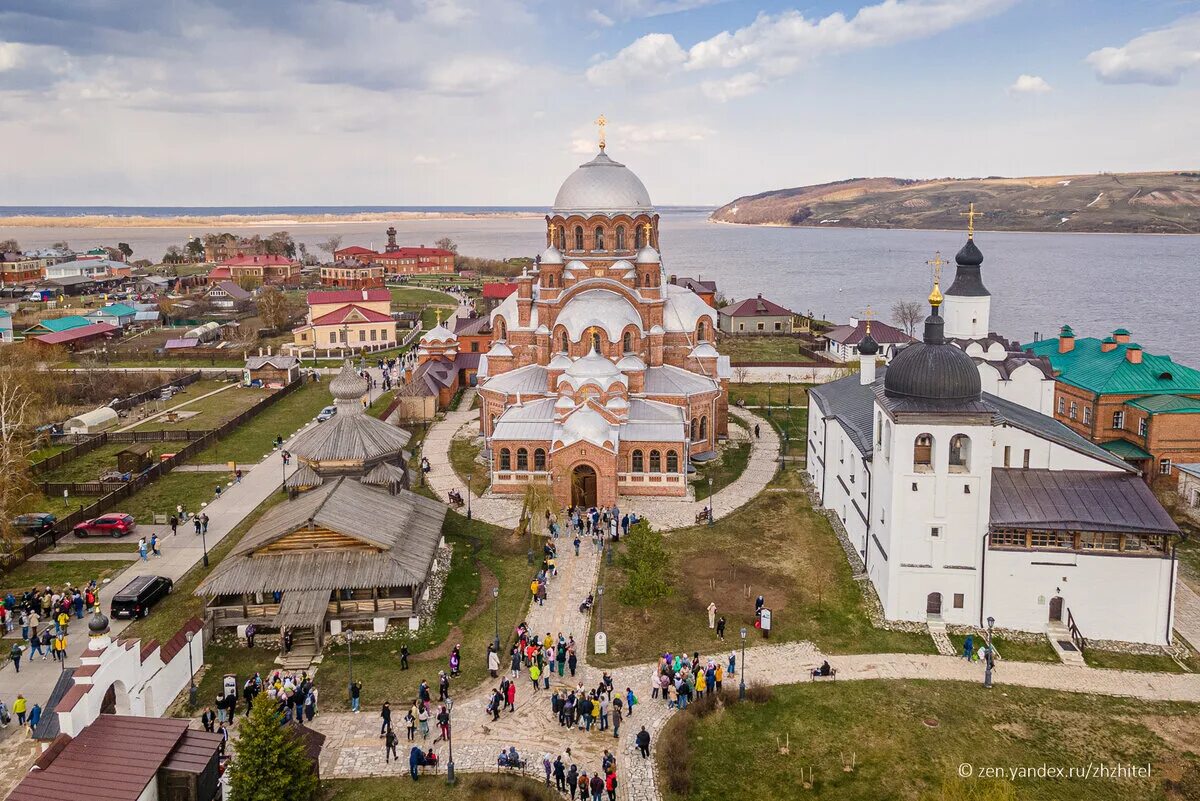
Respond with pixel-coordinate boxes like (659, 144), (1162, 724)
(701, 72), (763, 100)
(588, 0), (1017, 94)
(1009, 74), (1051, 94)
(421, 0), (477, 26)
(586, 9), (615, 27)
(1086, 14), (1200, 86)
(572, 121), (712, 155)
(609, 0), (724, 19)
(425, 55), (522, 95)
(412, 154), (443, 165)
(585, 33), (687, 84)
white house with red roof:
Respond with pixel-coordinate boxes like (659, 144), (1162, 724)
(292, 288), (397, 352)
(823, 314), (916, 362)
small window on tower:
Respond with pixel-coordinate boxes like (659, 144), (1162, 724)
(930, 527), (941, 538)
(953, 593), (964, 609)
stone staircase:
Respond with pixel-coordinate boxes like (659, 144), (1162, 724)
(1046, 623), (1087, 666)
(277, 628), (319, 671)
(927, 619), (956, 656)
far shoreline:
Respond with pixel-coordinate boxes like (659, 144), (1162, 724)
(0, 211), (545, 229)
(705, 216), (1200, 236)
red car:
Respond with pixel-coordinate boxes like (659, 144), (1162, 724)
(73, 513), (136, 538)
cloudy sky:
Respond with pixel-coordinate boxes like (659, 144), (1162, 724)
(0, 0), (1197, 206)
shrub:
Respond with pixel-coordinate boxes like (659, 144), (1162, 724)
(617, 520), (672, 606)
(227, 701), (318, 801)
(466, 773), (561, 800)
(745, 684), (775, 704)
(660, 714), (696, 796)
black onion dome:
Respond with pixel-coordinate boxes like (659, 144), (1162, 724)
(88, 609), (110, 634)
(883, 309), (981, 402)
(945, 238), (989, 297)
(858, 330), (880, 356)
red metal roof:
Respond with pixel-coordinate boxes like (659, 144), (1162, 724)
(8, 716), (201, 801)
(385, 247), (454, 257)
(311, 304), (395, 326)
(824, 319), (915, 346)
(334, 246), (377, 257)
(219, 253), (295, 266)
(482, 282), (518, 299)
(722, 294), (794, 318)
(307, 288), (390, 305)
(33, 322), (118, 345)
(206, 266), (232, 280)
(159, 616), (204, 663)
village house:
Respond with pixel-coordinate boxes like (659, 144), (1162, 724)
(1024, 327), (1200, 481)
(23, 315), (93, 336)
(453, 314), (493, 354)
(1, 251), (45, 283)
(719, 293), (795, 334)
(204, 279), (252, 308)
(334, 227), (456, 275)
(84, 303), (137, 329)
(207, 253), (300, 286)
(481, 281), (518, 312)
(319, 258), (385, 288)
(292, 288), (397, 352)
(824, 315), (917, 361)
(31, 322), (119, 351)
(203, 234), (268, 263)
(669, 275), (718, 307)
(45, 258), (125, 281)
(244, 352), (301, 387)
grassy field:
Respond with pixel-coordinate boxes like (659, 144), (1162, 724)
(1, 559), (131, 597)
(717, 335), (823, 363)
(55, 541), (139, 554)
(659, 680), (1200, 801)
(758, 406), (809, 460)
(729, 382), (810, 408)
(589, 490), (934, 668)
(947, 633), (1059, 663)
(37, 442), (131, 483)
(1082, 649), (1190, 673)
(449, 436), (490, 496)
(118, 471), (233, 523)
(388, 287), (459, 306)
(194, 381), (333, 466)
(367, 390), (395, 418)
(326, 775), (559, 801)
(691, 441), (751, 498)
(131, 381), (263, 432)
(316, 512), (535, 712)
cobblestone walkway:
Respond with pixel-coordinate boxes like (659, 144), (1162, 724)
(1173, 580), (1200, 651)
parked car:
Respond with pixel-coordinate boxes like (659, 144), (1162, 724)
(317, 405), (337, 422)
(11, 512), (57, 538)
(110, 575), (173, 619)
(73, 513), (136, 538)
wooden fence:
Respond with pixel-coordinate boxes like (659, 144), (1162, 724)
(4, 377), (305, 571)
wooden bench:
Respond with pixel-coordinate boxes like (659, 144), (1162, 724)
(496, 758), (527, 775)
(810, 668), (838, 681)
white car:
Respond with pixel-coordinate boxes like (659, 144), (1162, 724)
(317, 405), (337, 422)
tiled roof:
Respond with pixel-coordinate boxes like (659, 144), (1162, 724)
(674, 277), (717, 293)
(824, 319), (915, 346)
(219, 253), (295, 266)
(990, 468), (1178, 534)
(1024, 334), (1200, 395)
(307, 288), (390, 306)
(721, 294), (794, 318)
(210, 280), (251, 300)
(311, 304), (394, 326)
(90, 303), (136, 317)
(482, 282), (518, 299)
(34, 322), (118, 345)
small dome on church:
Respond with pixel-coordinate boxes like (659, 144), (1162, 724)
(689, 342), (719, 358)
(555, 395), (576, 412)
(553, 151), (654, 214)
(88, 608), (110, 634)
(858, 331), (880, 356)
(548, 353), (573, 371)
(616, 354), (645, 371)
(564, 349), (623, 383)
(539, 245), (563, 265)
(636, 245), (661, 264)
(606, 396), (629, 413)
(487, 340), (513, 358)
(420, 324), (456, 344)
(955, 238), (983, 267)
(330, 361), (369, 400)
(565, 260), (589, 274)
(884, 309), (981, 402)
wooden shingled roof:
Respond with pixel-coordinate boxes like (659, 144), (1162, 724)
(195, 477), (445, 596)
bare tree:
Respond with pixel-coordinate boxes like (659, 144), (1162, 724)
(316, 236), (343, 262)
(0, 349), (39, 548)
(256, 286), (291, 330)
(891, 300), (925, 337)
(733, 366), (750, 384)
(434, 236), (458, 253)
(0, 238), (19, 253)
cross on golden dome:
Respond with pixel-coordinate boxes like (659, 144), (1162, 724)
(863, 305), (874, 335)
(926, 252), (946, 307)
(960, 202), (983, 239)
(595, 114), (607, 150)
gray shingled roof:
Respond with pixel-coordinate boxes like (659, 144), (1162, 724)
(990, 469), (1178, 534)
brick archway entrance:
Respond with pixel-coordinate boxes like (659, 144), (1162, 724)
(572, 464), (597, 508)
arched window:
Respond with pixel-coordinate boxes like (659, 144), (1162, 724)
(560, 331), (569, 352)
(615, 225), (626, 250)
(949, 434), (971, 472)
(914, 434), (934, 470)
(534, 448), (546, 470)
(516, 448), (528, 470)
(699, 416), (707, 440)
(594, 226), (605, 251)
(876, 412), (883, 447)
(690, 417), (698, 440)
(697, 321), (708, 341)
(884, 421), (892, 460)
(574, 226), (584, 251)
(649, 449), (662, 472)
(592, 331), (602, 354)
(623, 331), (633, 353)
(495, 318), (507, 340)
(632, 449), (644, 472)
(499, 449), (511, 470)
(666, 450), (679, 472)
(635, 226), (644, 249)
(557, 226), (566, 250)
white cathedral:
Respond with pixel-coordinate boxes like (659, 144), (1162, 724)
(807, 233), (1179, 645)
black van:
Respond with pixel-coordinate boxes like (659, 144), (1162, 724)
(110, 575), (173, 619)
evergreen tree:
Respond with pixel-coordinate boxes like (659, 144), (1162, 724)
(227, 700), (318, 801)
(618, 520), (672, 605)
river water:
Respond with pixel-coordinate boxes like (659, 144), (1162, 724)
(3, 211), (1196, 364)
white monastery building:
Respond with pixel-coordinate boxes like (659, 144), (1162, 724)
(807, 232), (1179, 646)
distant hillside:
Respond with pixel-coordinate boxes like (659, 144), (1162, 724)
(710, 172), (1200, 234)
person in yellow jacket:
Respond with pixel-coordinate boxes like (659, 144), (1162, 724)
(714, 664), (724, 692)
(13, 694), (27, 726)
(695, 670), (707, 700)
(529, 662), (541, 692)
(53, 633), (67, 663)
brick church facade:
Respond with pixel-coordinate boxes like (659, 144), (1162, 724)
(476, 139), (731, 508)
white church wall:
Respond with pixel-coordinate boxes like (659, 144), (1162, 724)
(943, 294), (991, 341)
(805, 397), (826, 493)
(142, 633), (205, 717)
(985, 550), (1174, 645)
(992, 426), (1128, 473)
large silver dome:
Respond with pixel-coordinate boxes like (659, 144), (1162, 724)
(553, 151), (653, 215)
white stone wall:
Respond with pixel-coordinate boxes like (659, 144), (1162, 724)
(943, 294), (991, 341)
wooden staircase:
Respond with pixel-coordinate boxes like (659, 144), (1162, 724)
(277, 628), (319, 671)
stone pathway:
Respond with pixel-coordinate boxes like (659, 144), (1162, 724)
(26, 551), (139, 562)
(926, 620), (955, 656)
(1173, 580), (1200, 651)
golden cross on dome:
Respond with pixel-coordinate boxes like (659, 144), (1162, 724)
(863, 305), (874, 335)
(548, 222), (555, 247)
(643, 221), (652, 245)
(435, 308), (442, 325)
(925, 252), (946, 307)
(595, 114), (607, 150)
(960, 202), (983, 239)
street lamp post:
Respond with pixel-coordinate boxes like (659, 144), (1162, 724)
(739, 627), (747, 700)
(492, 587), (500, 653)
(597, 585), (605, 633)
(984, 616), (995, 689)
(346, 630), (355, 706)
(707, 477), (714, 527)
(467, 475), (472, 520)
(787, 375), (792, 410)
(445, 697), (456, 784)
(200, 520), (210, 568)
(186, 630), (197, 709)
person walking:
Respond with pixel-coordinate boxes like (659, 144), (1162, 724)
(505, 679), (517, 712)
(435, 705), (450, 742)
(9, 641), (23, 673)
(405, 708), (417, 741)
(568, 649), (578, 677)
(14, 695), (27, 726)
(530, 662), (541, 691)
(169, 515), (178, 536)
(400, 644), (409, 670)
(150, 533), (161, 558)
(379, 701), (392, 737)
(194, 516), (202, 536)
(636, 726), (651, 759)
(716, 616), (726, 640)
(962, 633), (975, 661)
(611, 699), (622, 738)
(418, 704), (430, 739)
(488, 645), (500, 678)
(350, 681), (361, 713)
(138, 537), (148, 562)
(554, 755), (566, 792)
(385, 726), (400, 763)
(590, 771), (604, 801)
(201, 513), (209, 534)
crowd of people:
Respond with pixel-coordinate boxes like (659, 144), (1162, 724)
(5, 581), (101, 674)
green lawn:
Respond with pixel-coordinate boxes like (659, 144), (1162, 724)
(119, 471), (233, 523)
(660, 680), (1200, 801)
(729, 382), (811, 408)
(194, 381), (333, 466)
(1082, 649), (1189, 673)
(367, 390), (395, 419)
(1, 559), (131, 597)
(38, 442), (131, 483)
(29, 442), (71, 462)
(316, 513), (535, 712)
(755, 406), (809, 460)
(388, 287), (459, 306)
(326, 775), (558, 801)
(132, 381), (263, 432)
(590, 490), (934, 668)
(717, 335), (822, 363)
(947, 633), (1059, 664)
(449, 436), (490, 496)
(691, 441), (751, 498)
(55, 541), (139, 554)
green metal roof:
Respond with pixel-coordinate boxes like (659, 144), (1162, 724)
(1099, 439), (1153, 460)
(1127, 394), (1200, 414)
(24, 315), (91, 334)
(91, 303), (136, 317)
(1023, 335), (1200, 395)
